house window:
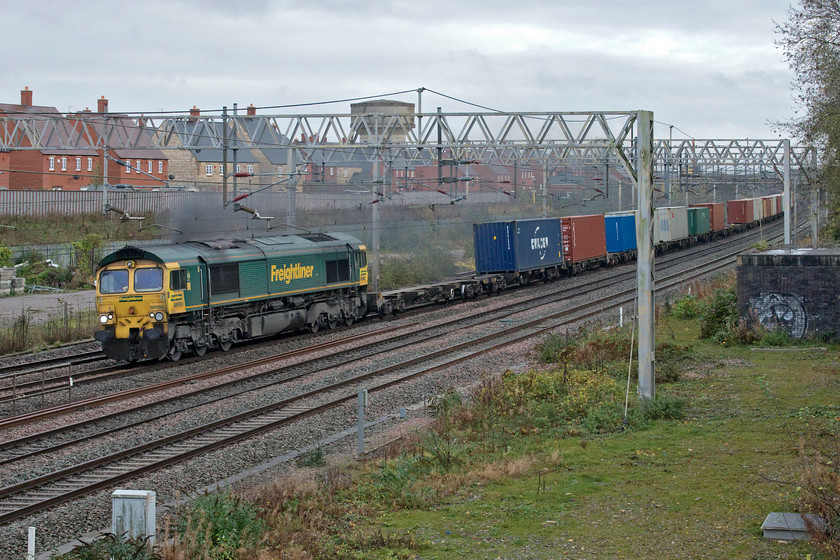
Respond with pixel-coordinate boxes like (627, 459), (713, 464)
(277, 166), (283, 176)
(148, 160), (152, 174)
(87, 157), (93, 171)
(158, 160), (163, 174)
(60, 157), (67, 171)
(126, 160), (131, 174)
(49, 156), (55, 171)
(235, 164), (241, 173)
(206, 164), (213, 176)
(247, 164), (253, 175)
(75, 157), (81, 172)
(219, 164), (224, 177)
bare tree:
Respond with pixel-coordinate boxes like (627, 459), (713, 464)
(776, 0), (840, 237)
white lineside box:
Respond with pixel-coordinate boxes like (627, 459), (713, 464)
(111, 489), (156, 546)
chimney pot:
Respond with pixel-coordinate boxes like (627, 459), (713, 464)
(247, 104), (256, 117)
(20, 87), (33, 107)
(97, 96), (108, 114)
(190, 106), (200, 118)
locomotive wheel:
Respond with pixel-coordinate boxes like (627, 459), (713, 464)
(328, 318), (338, 330)
(344, 314), (354, 327)
(168, 347), (182, 362)
(219, 340), (232, 352)
(194, 344), (207, 357)
(309, 322), (320, 333)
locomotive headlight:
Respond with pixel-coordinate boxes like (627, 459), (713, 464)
(149, 312), (155, 318)
(108, 313), (113, 320)
(154, 312), (164, 321)
(99, 315), (109, 324)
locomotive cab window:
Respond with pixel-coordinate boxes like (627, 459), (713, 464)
(170, 269), (188, 291)
(134, 268), (163, 292)
(210, 263), (240, 295)
(326, 258), (350, 283)
(99, 269), (129, 294)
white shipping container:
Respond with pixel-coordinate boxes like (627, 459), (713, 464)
(752, 197), (764, 221)
(655, 206), (688, 243)
(654, 207), (671, 243)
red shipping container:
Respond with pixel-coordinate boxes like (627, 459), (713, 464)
(690, 203), (725, 232)
(727, 199), (753, 224)
(561, 214), (607, 263)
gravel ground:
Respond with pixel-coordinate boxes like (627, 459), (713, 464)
(0, 290), (95, 325)
(0, 233), (753, 559)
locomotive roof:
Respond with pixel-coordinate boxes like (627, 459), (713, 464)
(97, 232), (364, 268)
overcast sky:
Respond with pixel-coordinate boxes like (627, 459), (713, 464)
(2, 0), (797, 140)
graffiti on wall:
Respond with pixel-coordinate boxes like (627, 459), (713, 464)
(748, 293), (808, 338)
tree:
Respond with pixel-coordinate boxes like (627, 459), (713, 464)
(776, 1), (840, 238)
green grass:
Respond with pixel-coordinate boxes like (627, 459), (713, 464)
(359, 321), (837, 559)
(140, 278), (838, 559)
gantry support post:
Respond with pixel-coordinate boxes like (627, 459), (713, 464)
(636, 110), (655, 401)
(784, 139), (791, 245)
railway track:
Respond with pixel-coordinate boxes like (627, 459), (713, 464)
(0, 214), (784, 416)
(0, 217), (776, 434)
(0, 225), (779, 525)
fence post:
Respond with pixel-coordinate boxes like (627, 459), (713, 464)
(27, 526), (35, 560)
(357, 389), (368, 456)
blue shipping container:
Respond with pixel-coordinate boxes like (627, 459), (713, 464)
(473, 218), (563, 274)
(604, 212), (637, 253)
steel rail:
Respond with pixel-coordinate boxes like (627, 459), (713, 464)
(0, 239), (751, 525)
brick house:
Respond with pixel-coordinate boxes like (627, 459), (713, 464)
(0, 88), (168, 190)
(159, 106), (261, 192)
(0, 87), (98, 190)
(72, 96), (169, 189)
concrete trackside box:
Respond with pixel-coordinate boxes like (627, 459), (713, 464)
(473, 218), (563, 274)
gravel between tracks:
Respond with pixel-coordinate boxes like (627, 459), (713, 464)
(0, 239), (742, 559)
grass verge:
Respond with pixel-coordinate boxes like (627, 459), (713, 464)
(55, 279), (839, 560)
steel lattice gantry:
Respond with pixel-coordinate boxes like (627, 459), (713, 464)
(0, 110), (813, 171)
(0, 109), (812, 401)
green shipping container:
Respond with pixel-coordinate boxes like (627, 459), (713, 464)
(687, 207), (711, 236)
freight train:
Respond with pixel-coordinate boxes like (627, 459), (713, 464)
(375, 195), (783, 313)
(94, 233), (369, 361)
(93, 194), (782, 361)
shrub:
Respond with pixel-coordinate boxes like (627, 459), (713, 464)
(671, 293), (701, 319)
(55, 533), (158, 560)
(655, 341), (693, 383)
(761, 328), (792, 347)
(699, 287), (738, 340)
(379, 246), (457, 290)
(638, 394), (687, 421)
(296, 447), (326, 468)
(0, 242), (11, 268)
(796, 434), (840, 557)
(171, 491), (265, 559)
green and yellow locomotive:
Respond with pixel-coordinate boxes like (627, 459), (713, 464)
(94, 233), (369, 362)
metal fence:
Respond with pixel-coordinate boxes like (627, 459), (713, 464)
(0, 189), (511, 217)
(0, 189), (193, 217)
